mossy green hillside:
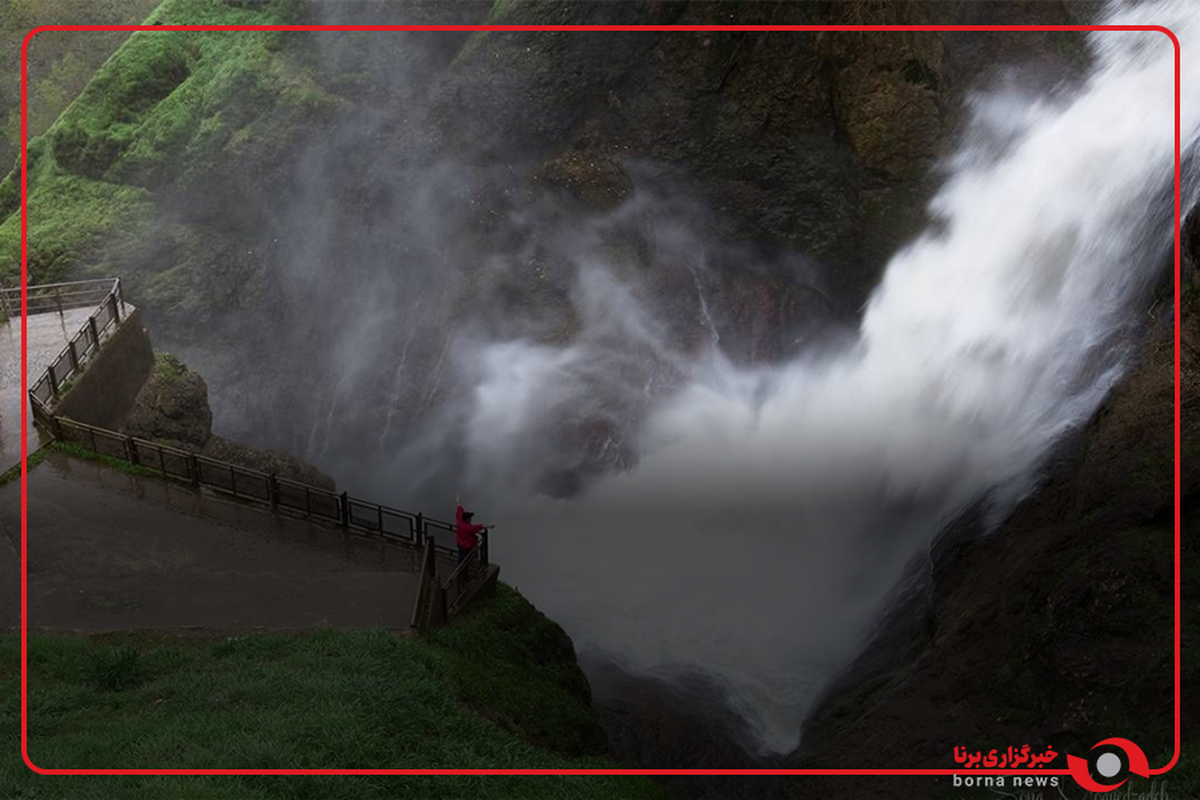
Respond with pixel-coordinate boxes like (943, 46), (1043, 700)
(0, 0), (336, 288)
(3, 594), (669, 799)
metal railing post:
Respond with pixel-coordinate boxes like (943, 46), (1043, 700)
(47, 367), (58, 397)
(269, 474), (279, 510)
(188, 453), (200, 485)
(415, 513), (424, 546)
(339, 491), (350, 527)
(67, 339), (80, 373)
(87, 315), (100, 351)
(481, 531), (490, 566)
(108, 292), (121, 324)
(53, 286), (63, 318)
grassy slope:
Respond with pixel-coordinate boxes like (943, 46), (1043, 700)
(1, 585), (667, 799)
(0, 0), (333, 288)
(0, 0), (161, 174)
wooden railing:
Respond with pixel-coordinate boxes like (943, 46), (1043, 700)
(26, 278), (126, 428)
(443, 544), (487, 618)
(410, 536), (491, 632)
(49, 416), (472, 557)
(24, 276), (496, 631)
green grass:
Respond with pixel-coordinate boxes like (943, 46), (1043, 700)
(0, 0), (335, 286)
(2, 615), (668, 798)
(0, 445), (49, 485)
(46, 440), (170, 482)
(423, 584), (607, 756)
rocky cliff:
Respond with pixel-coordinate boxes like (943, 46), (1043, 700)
(123, 351), (336, 489)
(3, 2), (1186, 797)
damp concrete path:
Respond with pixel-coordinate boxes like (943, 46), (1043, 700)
(0, 452), (421, 632)
(0, 309), (93, 471)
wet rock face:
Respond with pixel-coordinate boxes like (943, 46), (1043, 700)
(430, 0), (1089, 301)
(121, 352), (336, 491)
(201, 434), (337, 490)
(783, 289), (1190, 800)
(534, 152), (632, 212)
(122, 353), (212, 448)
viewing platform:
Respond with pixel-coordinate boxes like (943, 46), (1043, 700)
(1, 451), (421, 631)
(3, 277), (497, 634)
(0, 290), (101, 469)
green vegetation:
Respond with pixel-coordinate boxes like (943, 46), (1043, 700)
(2, 600), (669, 799)
(0, 0), (335, 287)
(45, 439), (168, 481)
(424, 584), (606, 756)
(0, 444), (48, 484)
(0, 0), (162, 174)
(152, 350), (185, 381)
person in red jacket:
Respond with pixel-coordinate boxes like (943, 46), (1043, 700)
(455, 494), (494, 565)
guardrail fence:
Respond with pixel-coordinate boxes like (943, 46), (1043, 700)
(410, 537), (489, 631)
(25, 278), (126, 429)
(53, 416), (451, 549)
(0, 277), (117, 320)
(21, 275), (494, 631)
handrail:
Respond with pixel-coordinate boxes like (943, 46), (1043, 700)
(26, 278), (125, 417)
(1, 277), (120, 320)
(410, 540), (441, 631)
(442, 541), (494, 620)
(46, 415), (471, 564)
(442, 546), (479, 590)
(23, 275), (494, 631)
(0, 278), (118, 292)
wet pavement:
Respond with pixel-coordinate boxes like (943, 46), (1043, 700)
(1, 452), (421, 631)
(0, 309), (93, 470)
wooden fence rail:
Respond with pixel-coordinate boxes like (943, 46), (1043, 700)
(50, 416), (477, 568)
(21, 275), (494, 631)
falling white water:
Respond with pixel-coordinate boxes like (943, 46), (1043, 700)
(466, 1), (1198, 755)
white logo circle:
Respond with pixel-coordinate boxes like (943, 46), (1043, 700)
(1096, 752), (1122, 778)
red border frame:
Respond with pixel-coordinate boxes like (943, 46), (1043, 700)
(17, 21), (1181, 782)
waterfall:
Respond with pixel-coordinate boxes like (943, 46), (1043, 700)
(475, 0), (1198, 754)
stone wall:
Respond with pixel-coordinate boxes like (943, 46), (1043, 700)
(53, 307), (153, 429)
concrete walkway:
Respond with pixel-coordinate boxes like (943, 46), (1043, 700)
(1, 452), (421, 631)
(0, 309), (94, 470)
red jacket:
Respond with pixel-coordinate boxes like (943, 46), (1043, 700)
(456, 504), (486, 549)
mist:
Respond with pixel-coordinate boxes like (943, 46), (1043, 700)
(163, 0), (1197, 758)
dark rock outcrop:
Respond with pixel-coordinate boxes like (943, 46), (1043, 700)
(122, 352), (212, 447)
(786, 301), (1189, 799)
(122, 352), (336, 490)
